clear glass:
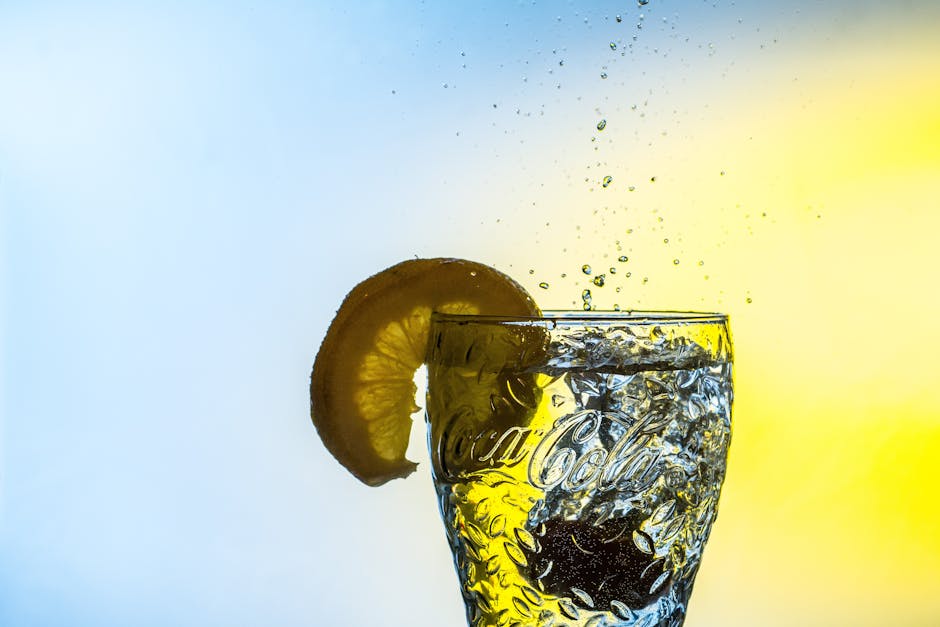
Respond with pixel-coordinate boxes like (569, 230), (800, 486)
(426, 311), (733, 627)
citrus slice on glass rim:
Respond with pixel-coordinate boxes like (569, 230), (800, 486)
(309, 257), (540, 486)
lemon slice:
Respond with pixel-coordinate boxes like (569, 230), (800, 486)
(310, 258), (540, 486)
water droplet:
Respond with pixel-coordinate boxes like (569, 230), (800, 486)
(638, 0), (649, 5)
(628, 185), (636, 192)
(609, 42), (617, 50)
(528, 269), (535, 274)
(593, 275), (606, 287)
(613, 304), (621, 311)
(746, 297), (753, 304)
(616, 15), (622, 23)
(600, 72), (608, 79)
(720, 170), (726, 176)
(602, 175), (613, 188)
(538, 281), (550, 289)
(596, 119), (607, 131)
(609, 267), (616, 274)
(673, 259), (680, 265)
(663, 238), (669, 244)
(698, 260), (705, 266)
(618, 255), (628, 263)
(650, 176), (656, 182)
(582, 264), (592, 275)
(581, 289), (593, 310)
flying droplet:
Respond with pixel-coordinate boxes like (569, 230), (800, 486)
(602, 175), (613, 188)
(597, 119), (607, 131)
(593, 275), (606, 287)
(539, 281), (550, 289)
(582, 264), (592, 275)
(581, 289), (593, 310)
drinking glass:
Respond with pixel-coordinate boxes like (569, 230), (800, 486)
(426, 312), (733, 627)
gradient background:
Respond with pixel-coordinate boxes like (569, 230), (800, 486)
(2, 1), (939, 625)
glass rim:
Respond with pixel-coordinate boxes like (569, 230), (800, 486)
(430, 309), (729, 324)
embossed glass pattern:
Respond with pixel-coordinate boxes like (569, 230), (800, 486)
(426, 312), (733, 627)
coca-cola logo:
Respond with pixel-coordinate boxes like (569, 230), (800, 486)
(436, 407), (675, 497)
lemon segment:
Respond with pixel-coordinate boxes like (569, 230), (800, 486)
(310, 258), (539, 486)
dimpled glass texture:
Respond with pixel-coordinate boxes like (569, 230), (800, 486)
(426, 312), (733, 627)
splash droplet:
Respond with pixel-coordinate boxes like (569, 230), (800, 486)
(582, 264), (592, 275)
(673, 259), (680, 265)
(618, 255), (628, 263)
(746, 297), (753, 304)
(609, 42), (617, 50)
(539, 281), (550, 289)
(638, 0), (649, 6)
(602, 175), (613, 188)
(593, 274), (606, 287)
(581, 289), (593, 310)
(600, 72), (608, 79)
(597, 119), (607, 131)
